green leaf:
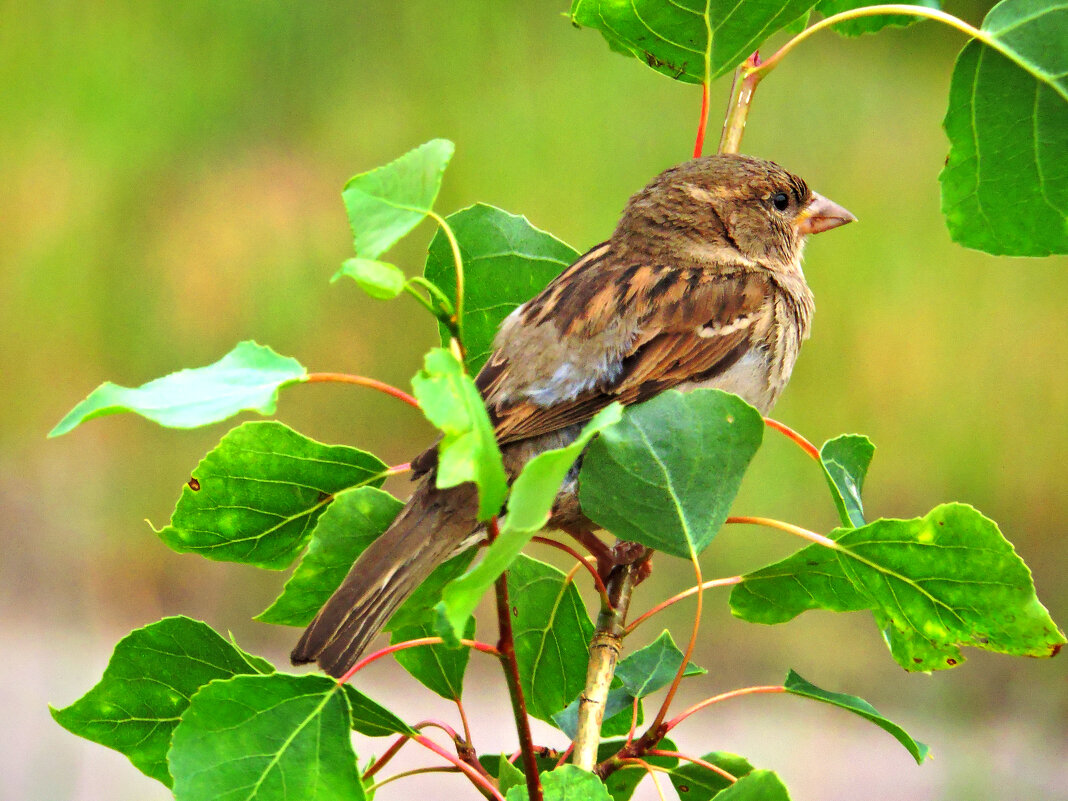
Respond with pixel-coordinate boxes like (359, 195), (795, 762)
(580, 389), (764, 558)
(390, 618), (475, 700)
(412, 347), (507, 519)
(50, 341), (306, 437)
(256, 485), (473, 629)
(169, 673), (364, 801)
(615, 630), (706, 698)
(506, 765), (613, 801)
(940, 0), (1068, 256)
(333, 257), (406, 299)
(668, 752), (754, 800)
(552, 682), (642, 739)
(508, 555), (596, 723)
(730, 503), (1066, 671)
(707, 770), (790, 800)
(50, 617), (271, 788)
(157, 422), (387, 569)
(424, 203), (579, 373)
(342, 138), (454, 260)
(341, 685), (415, 737)
(569, 0), (819, 84)
(599, 739), (678, 801)
(496, 755), (528, 796)
(435, 405), (622, 641)
(816, 0), (940, 36)
(819, 434), (874, 527)
(784, 670), (928, 763)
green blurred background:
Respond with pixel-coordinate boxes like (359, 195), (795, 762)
(2, 1), (1065, 798)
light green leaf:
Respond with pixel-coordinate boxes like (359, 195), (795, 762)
(434, 404), (622, 641)
(569, 0), (819, 84)
(508, 556), (596, 723)
(784, 670), (928, 763)
(816, 0), (940, 36)
(169, 673), (364, 801)
(506, 765), (612, 801)
(50, 617), (272, 788)
(341, 685), (415, 737)
(552, 682), (642, 739)
(940, 0), (1068, 256)
(390, 618), (475, 700)
(580, 389), (764, 558)
(615, 630), (706, 698)
(342, 138), (454, 260)
(333, 258), (406, 299)
(668, 752), (754, 800)
(50, 341), (306, 437)
(157, 422), (387, 570)
(820, 434), (874, 527)
(412, 347), (507, 519)
(256, 485), (472, 629)
(730, 504), (1066, 670)
(424, 203), (579, 373)
(706, 770), (789, 800)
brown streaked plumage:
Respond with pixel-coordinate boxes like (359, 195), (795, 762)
(292, 154), (855, 677)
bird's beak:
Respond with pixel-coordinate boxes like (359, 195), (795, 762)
(795, 192), (856, 236)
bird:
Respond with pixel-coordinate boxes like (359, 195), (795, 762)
(292, 153), (855, 677)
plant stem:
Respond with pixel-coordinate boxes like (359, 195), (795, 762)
(412, 734), (505, 801)
(725, 515), (838, 548)
(363, 733), (411, 780)
(455, 698), (474, 749)
(664, 685), (786, 732)
(531, 536), (610, 602)
(763, 417), (820, 461)
(489, 520), (542, 801)
(365, 766), (462, 795)
(572, 548), (650, 770)
(306, 372), (419, 409)
(646, 750), (738, 784)
(718, 51), (762, 155)
(428, 210), (465, 342)
(336, 637), (500, 685)
(693, 80), (710, 158)
(624, 575), (743, 635)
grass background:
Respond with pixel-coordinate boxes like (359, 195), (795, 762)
(2, 1), (1065, 798)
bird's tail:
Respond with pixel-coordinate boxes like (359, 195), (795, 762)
(291, 479), (478, 678)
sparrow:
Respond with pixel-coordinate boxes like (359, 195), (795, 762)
(292, 153), (855, 677)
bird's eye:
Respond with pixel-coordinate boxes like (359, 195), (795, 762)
(771, 192), (790, 211)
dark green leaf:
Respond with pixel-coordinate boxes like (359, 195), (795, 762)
(580, 389), (764, 558)
(412, 347), (507, 519)
(425, 203), (579, 374)
(508, 555), (596, 722)
(819, 434), (874, 527)
(435, 405), (621, 641)
(333, 258), (406, 299)
(50, 617), (271, 787)
(708, 769), (789, 800)
(615, 630), (705, 698)
(506, 765), (612, 801)
(341, 685), (415, 737)
(784, 670), (928, 763)
(730, 503), (1067, 670)
(552, 682), (641, 739)
(940, 0), (1068, 256)
(50, 341), (306, 437)
(169, 673), (364, 800)
(569, 0), (819, 84)
(816, 0), (940, 36)
(390, 618), (475, 700)
(600, 739), (678, 801)
(669, 752), (754, 800)
(256, 485), (472, 629)
(157, 422), (386, 569)
(342, 138), (453, 260)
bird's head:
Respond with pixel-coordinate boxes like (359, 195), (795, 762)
(616, 153), (855, 271)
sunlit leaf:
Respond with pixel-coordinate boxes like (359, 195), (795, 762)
(580, 390), (764, 558)
(820, 434), (874, 527)
(569, 0), (819, 84)
(333, 257), (406, 299)
(434, 405), (622, 641)
(342, 138), (454, 260)
(412, 347), (507, 519)
(705, 769), (789, 800)
(784, 670), (928, 763)
(169, 673), (364, 800)
(730, 504), (1066, 670)
(940, 0), (1068, 256)
(50, 341), (306, 437)
(50, 617), (271, 788)
(424, 203), (579, 373)
(157, 422), (386, 569)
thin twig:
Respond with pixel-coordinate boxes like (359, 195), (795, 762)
(531, 536), (610, 602)
(718, 51), (762, 154)
(455, 698), (474, 748)
(647, 750), (738, 784)
(336, 637), (500, 685)
(725, 516), (838, 549)
(625, 576), (743, 635)
(428, 210), (466, 341)
(664, 685), (786, 732)
(763, 417), (820, 461)
(363, 733), (411, 780)
(365, 766), (461, 795)
(306, 372), (420, 408)
(620, 758), (669, 801)
(411, 734), (505, 801)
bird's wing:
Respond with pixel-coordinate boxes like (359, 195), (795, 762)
(480, 258), (771, 446)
